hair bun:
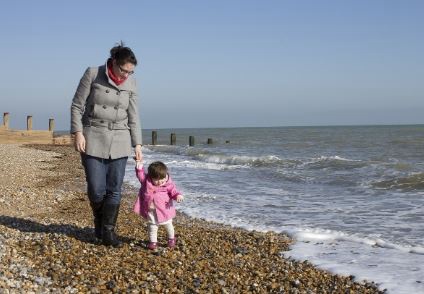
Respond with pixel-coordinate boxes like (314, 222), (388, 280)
(109, 41), (138, 66)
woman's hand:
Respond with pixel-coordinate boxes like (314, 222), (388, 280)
(134, 144), (143, 161)
(74, 132), (86, 153)
(176, 195), (184, 203)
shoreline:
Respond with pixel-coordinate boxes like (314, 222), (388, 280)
(0, 144), (384, 293)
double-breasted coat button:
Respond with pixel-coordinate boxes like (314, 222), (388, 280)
(103, 105), (107, 109)
(100, 120), (104, 123)
(106, 89), (110, 93)
(114, 106), (118, 110)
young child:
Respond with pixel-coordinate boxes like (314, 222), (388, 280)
(133, 161), (184, 250)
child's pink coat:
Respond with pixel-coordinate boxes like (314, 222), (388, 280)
(133, 165), (181, 223)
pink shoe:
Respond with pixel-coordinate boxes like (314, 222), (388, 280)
(168, 238), (176, 248)
(147, 242), (157, 250)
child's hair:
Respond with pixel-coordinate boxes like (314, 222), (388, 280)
(148, 161), (168, 180)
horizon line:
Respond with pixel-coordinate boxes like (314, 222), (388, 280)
(54, 123), (424, 133)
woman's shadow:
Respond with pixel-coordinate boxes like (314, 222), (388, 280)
(0, 215), (135, 245)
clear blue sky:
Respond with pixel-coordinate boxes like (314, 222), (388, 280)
(0, 0), (423, 130)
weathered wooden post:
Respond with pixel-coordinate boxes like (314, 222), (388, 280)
(226, 140), (230, 144)
(3, 112), (9, 129)
(170, 133), (176, 145)
(207, 138), (213, 144)
(189, 136), (195, 146)
(152, 131), (157, 145)
(49, 118), (55, 132)
(27, 115), (33, 131)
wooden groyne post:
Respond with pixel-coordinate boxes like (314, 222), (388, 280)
(3, 112), (9, 129)
(207, 138), (213, 144)
(27, 115), (32, 131)
(189, 136), (195, 146)
(49, 119), (55, 132)
(152, 131), (157, 145)
(170, 133), (176, 145)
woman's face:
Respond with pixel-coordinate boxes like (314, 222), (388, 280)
(112, 60), (135, 79)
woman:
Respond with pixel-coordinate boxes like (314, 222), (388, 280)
(71, 42), (142, 247)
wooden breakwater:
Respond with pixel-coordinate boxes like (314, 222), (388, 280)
(1, 112), (229, 147)
(150, 130), (229, 146)
(0, 112), (72, 145)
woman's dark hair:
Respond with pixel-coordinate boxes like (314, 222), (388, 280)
(148, 161), (168, 180)
(110, 41), (137, 66)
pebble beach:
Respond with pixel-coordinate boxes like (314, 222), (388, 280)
(0, 144), (384, 293)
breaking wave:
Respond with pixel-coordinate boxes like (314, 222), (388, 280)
(372, 173), (424, 191)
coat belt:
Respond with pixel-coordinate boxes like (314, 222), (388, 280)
(84, 119), (129, 130)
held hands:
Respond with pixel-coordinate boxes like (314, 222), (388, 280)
(176, 195), (184, 203)
(133, 156), (143, 169)
(135, 160), (143, 169)
(73, 132), (86, 153)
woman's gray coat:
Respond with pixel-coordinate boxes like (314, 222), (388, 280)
(71, 64), (142, 159)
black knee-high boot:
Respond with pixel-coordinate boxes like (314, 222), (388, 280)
(102, 203), (122, 247)
(90, 201), (103, 239)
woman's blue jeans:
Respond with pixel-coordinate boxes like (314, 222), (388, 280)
(81, 154), (128, 205)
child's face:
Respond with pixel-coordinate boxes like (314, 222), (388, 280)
(152, 176), (167, 186)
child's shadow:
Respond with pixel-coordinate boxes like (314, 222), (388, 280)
(0, 215), (136, 245)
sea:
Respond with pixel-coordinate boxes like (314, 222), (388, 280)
(123, 125), (424, 294)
